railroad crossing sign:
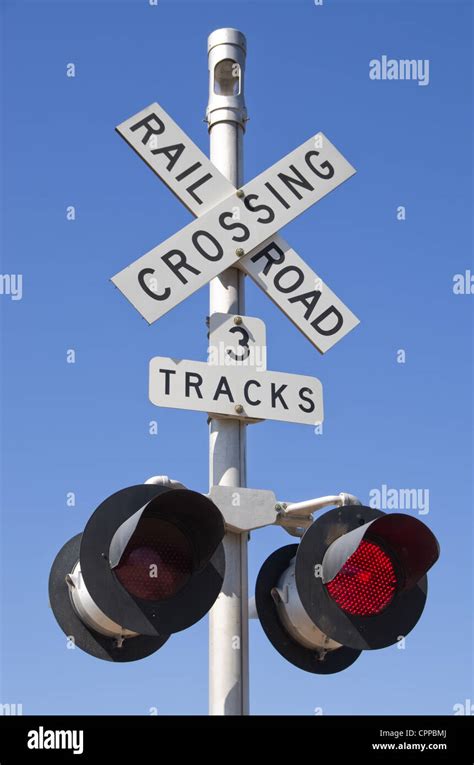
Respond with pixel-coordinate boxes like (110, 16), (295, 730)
(112, 102), (359, 353)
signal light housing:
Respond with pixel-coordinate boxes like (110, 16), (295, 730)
(255, 543), (361, 674)
(255, 505), (440, 672)
(49, 483), (225, 662)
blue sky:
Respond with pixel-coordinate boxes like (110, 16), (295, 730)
(1, 0), (472, 715)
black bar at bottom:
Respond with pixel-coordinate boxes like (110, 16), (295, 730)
(0, 715), (472, 762)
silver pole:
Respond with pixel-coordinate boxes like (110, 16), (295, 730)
(206, 28), (249, 716)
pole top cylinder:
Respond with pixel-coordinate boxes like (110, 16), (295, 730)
(208, 28), (247, 54)
(206, 28), (248, 131)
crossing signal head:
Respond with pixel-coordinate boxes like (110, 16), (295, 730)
(49, 484), (225, 662)
(255, 505), (439, 673)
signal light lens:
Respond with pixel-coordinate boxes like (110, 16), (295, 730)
(114, 518), (193, 601)
(325, 539), (397, 616)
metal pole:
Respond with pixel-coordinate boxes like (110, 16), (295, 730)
(206, 28), (249, 716)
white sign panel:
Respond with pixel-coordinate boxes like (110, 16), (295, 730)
(242, 238), (359, 353)
(149, 356), (323, 426)
(208, 313), (267, 370)
(116, 102), (359, 353)
(112, 131), (355, 326)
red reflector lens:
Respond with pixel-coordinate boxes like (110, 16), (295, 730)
(113, 518), (193, 601)
(325, 539), (397, 615)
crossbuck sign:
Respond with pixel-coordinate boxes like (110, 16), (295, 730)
(112, 103), (358, 354)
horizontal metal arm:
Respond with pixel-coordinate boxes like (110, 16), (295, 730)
(279, 493), (361, 518)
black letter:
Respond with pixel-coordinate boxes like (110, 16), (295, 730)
(271, 383), (289, 410)
(264, 182), (291, 209)
(219, 212), (250, 242)
(158, 368), (176, 395)
(311, 306), (344, 336)
(192, 230), (224, 262)
(274, 265), (305, 294)
(176, 162), (203, 181)
(129, 113), (165, 145)
(138, 268), (171, 301)
(250, 241), (285, 275)
(150, 143), (185, 171)
(244, 379), (262, 406)
(305, 150), (335, 180)
(185, 372), (203, 398)
(243, 193), (275, 224)
(277, 164), (314, 200)
(162, 250), (201, 284)
(186, 174), (213, 205)
(288, 289), (322, 320)
(298, 387), (316, 413)
(213, 376), (234, 402)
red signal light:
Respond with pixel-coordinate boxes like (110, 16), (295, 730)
(114, 518), (193, 601)
(325, 539), (397, 616)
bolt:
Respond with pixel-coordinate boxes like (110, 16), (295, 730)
(65, 574), (75, 589)
(236, 189), (245, 198)
(275, 503), (282, 512)
(235, 248), (245, 257)
(270, 587), (282, 605)
(234, 404), (244, 414)
(234, 316), (243, 325)
(101, 552), (108, 560)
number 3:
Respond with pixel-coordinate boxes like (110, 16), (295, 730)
(227, 326), (251, 361)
